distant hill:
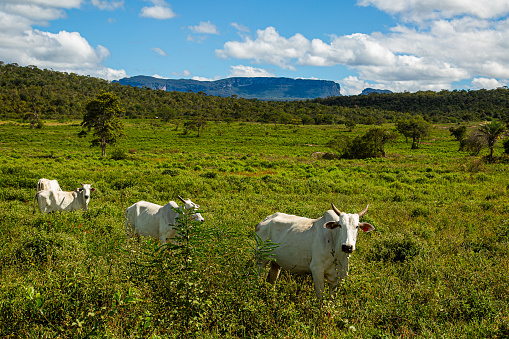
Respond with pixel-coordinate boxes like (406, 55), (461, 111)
(361, 88), (392, 95)
(114, 76), (342, 100)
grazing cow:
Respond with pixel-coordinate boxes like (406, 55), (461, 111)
(37, 178), (62, 192)
(125, 195), (204, 244)
(33, 183), (95, 213)
(255, 203), (374, 299)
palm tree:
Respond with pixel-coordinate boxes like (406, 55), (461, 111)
(477, 119), (506, 161)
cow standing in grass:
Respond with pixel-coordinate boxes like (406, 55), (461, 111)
(125, 195), (204, 244)
(255, 203), (374, 299)
(34, 183), (95, 213)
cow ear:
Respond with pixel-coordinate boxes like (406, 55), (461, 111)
(78, 188), (83, 192)
(359, 222), (375, 233)
(324, 221), (341, 229)
(91, 188), (95, 192)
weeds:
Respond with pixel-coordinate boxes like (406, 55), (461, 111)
(0, 120), (508, 338)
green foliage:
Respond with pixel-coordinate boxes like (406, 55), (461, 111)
(79, 91), (126, 157)
(329, 127), (397, 159)
(460, 132), (485, 155)
(396, 114), (431, 149)
(109, 147), (127, 160)
(3, 62), (509, 127)
(504, 138), (509, 155)
(476, 120), (506, 161)
(449, 125), (467, 141)
(0, 120), (508, 338)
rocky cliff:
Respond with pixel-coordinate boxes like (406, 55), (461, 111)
(114, 76), (342, 100)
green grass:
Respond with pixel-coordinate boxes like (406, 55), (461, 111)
(0, 120), (508, 338)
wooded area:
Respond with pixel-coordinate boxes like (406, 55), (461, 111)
(1, 61), (508, 124)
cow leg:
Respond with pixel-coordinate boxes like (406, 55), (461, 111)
(267, 261), (281, 284)
(310, 263), (325, 299)
(325, 272), (339, 297)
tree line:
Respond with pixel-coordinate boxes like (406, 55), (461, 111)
(1, 61), (509, 125)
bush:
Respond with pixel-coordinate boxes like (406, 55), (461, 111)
(329, 127), (397, 159)
(110, 147), (127, 160)
(367, 233), (421, 262)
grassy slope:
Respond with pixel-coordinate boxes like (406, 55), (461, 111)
(0, 120), (508, 338)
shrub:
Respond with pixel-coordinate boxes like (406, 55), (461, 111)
(367, 233), (421, 262)
(110, 147), (127, 160)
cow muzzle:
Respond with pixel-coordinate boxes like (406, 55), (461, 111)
(341, 244), (354, 253)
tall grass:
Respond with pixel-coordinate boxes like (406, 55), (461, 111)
(0, 120), (508, 338)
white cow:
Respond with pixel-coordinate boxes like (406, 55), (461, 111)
(33, 183), (95, 213)
(255, 203), (374, 299)
(37, 178), (62, 192)
(125, 195), (205, 244)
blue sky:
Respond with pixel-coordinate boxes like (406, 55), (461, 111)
(1, 0), (509, 95)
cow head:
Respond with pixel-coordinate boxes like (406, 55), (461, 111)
(324, 203), (374, 254)
(78, 183), (95, 210)
(178, 195), (205, 222)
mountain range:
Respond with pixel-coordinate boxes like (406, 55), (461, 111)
(114, 76), (342, 100)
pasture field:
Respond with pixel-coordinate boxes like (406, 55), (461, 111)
(0, 120), (508, 338)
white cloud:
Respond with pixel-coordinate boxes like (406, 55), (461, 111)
(192, 76), (220, 81)
(0, 1), (126, 81)
(228, 65), (275, 77)
(340, 76), (372, 95)
(174, 70), (192, 77)
(140, 0), (176, 20)
(357, 0), (509, 23)
(216, 27), (309, 70)
(232, 22), (250, 33)
(217, 12), (509, 93)
(471, 77), (507, 89)
(92, 0), (124, 10)
(189, 21), (219, 34)
(151, 47), (167, 56)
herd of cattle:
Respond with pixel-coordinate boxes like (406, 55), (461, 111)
(33, 178), (374, 299)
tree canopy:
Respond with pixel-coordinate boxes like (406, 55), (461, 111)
(79, 91), (125, 157)
(2, 62), (509, 125)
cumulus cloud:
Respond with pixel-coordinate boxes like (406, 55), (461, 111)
(151, 47), (167, 56)
(217, 8), (509, 93)
(228, 65), (275, 77)
(357, 0), (509, 23)
(189, 21), (219, 34)
(340, 76), (374, 96)
(140, 0), (176, 20)
(0, 0), (126, 81)
(471, 77), (507, 89)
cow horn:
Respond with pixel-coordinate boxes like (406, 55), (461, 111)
(331, 203), (342, 216)
(358, 204), (369, 217)
(177, 195), (186, 203)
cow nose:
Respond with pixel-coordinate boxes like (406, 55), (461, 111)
(342, 244), (353, 253)
(85, 195), (90, 199)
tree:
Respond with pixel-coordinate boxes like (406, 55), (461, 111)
(476, 119), (506, 161)
(79, 92), (125, 157)
(396, 115), (431, 149)
(328, 127), (397, 159)
(449, 125), (467, 141)
(184, 115), (207, 137)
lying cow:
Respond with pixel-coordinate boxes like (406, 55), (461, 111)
(125, 195), (205, 244)
(33, 183), (95, 213)
(37, 178), (62, 192)
(255, 203), (374, 299)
